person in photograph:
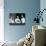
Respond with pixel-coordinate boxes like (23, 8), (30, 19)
(9, 16), (15, 23)
(15, 16), (21, 24)
(21, 15), (25, 23)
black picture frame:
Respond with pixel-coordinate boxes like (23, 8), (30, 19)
(9, 13), (25, 25)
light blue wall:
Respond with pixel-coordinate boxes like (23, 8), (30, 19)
(40, 0), (46, 44)
(4, 0), (40, 42)
(40, 0), (46, 27)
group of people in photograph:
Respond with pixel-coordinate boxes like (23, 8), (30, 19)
(9, 15), (25, 24)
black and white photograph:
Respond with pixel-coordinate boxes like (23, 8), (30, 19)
(9, 13), (25, 25)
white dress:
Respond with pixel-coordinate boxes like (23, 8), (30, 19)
(21, 18), (25, 23)
(15, 18), (21, 24)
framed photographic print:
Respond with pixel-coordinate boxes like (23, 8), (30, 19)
(9, 13), (25, 25)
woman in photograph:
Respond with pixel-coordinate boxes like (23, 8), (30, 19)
(9, 16), (15, 23)
(15, 16), (21, 24)
(21, 15), (25, 24)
